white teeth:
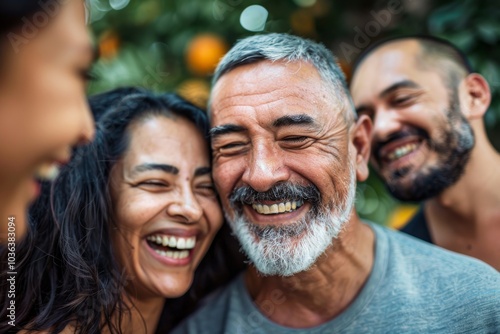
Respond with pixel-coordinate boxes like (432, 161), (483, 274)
(169, 236), (177, 248)
(251, 200), (303, 215)
(186, 238), (195, 249)
(154, 249), (189, 260)
(387, 143), (418, 161)
(177, 238), (186, 249)
(279, 203), (285, 212)
(147, 235), (196, 250)
(162, 236), (169, 247)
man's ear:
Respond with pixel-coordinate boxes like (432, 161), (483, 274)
(460, 73), (491, 120)
(351, 114), (372, 182)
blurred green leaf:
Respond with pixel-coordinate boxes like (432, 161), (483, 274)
(476, 21), (500, 44)
(428, 2), (471, 33)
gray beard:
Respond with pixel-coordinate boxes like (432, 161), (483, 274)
(226, 165), (357, 277)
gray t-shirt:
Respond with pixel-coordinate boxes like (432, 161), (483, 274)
(173, 223), (500, 333)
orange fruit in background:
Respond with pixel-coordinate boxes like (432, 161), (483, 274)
(186, 34), (229, 76)
(99, 31), (120, 60)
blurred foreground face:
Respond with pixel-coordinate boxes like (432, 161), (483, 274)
(110, 116), (223, 299)
(350, 41), (474, 201)
(210, 60), (357, 276)
(0, 0), (94, 241)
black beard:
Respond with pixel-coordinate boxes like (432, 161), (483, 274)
(384, 97), (475, 201)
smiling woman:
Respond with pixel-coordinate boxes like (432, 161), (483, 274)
(0, 87), (237, 333)
(0, 0), (95, 243)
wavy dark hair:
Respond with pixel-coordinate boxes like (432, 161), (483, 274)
(0, 87), (246, 333)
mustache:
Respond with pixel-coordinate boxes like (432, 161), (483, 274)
(229, 183), (321, 207)
(373, 127), (428, 161)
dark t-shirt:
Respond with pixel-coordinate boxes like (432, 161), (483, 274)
(399, 207), (433, 244)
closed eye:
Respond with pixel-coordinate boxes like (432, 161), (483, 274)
(393, 97), (411, 104)
(280, 135), (313, 150)
(391, 94), (420, 107)
(217, 142), (249, 156)
(196, 183), (217, 197)
(283, 136), (308, 142)
(79, 68), (98, 82)
(221, 142), (245, 149)
(136, 181), (171, 191)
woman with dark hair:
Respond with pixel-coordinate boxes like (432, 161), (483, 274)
(0, 87), (245, 333)
(0, 0), (94, 242)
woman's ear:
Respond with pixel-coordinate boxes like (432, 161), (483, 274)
(351, 114), (372, 182)
(460, 73), (491, 120)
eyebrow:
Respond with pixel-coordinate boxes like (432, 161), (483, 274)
(355, 80), (421, 114)
(209, 124), (247, 140)
(272, 114), (315, 128)
(379, 80), (420, 98)
(132, 163), (179, 176)
(194, 167), (211, 177)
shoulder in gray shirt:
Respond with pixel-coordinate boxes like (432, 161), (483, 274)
(173, 223), (500, 334)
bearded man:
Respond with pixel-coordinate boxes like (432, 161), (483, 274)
(350, 36), (500, 270)
(173, 33), (499, 334)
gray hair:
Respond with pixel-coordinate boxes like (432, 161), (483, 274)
(211, 33), (356, 124)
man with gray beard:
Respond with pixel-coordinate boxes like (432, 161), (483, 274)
(350, 36), (500, 270)
(173, 33), (499, 334)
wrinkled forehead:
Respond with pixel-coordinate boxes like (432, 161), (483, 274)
(209, 60), (340, 126)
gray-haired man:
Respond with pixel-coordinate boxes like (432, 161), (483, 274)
(173, 33), (499, 334)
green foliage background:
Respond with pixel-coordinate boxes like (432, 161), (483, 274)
(88, 0), (500, 225)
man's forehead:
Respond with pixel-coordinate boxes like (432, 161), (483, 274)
(361, 42), (421, 73)
(210, 60), (332, 122)
(351, 41), (424, 100)
(213, 60), (322, 96)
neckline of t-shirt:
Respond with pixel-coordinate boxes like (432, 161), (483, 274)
(236, 222), (390, 332)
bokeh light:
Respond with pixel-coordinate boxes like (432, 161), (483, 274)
(240, 5), (268, 32)
(293, 0), (317, 7)
(109, 0), (130, 11)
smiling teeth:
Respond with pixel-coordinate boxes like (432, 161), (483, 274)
(146, 235), (196, 250)
(387, 143), (418, 161)
(153, 249), (189, 259)
(251, 200), (304, 215)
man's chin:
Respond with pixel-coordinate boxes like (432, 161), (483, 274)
(230, 208), (345, 277)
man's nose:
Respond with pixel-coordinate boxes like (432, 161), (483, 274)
(372, 108), (403, 143)
(241, 142), (290, 192)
